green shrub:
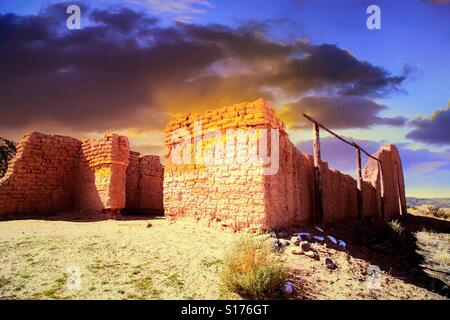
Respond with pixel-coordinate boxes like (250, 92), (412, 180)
(220, 236), (287, 299)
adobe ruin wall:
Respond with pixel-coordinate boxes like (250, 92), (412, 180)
(0, 99), (405, 228)
(164, 99), (407, 231)
(0, 132), (163, 217)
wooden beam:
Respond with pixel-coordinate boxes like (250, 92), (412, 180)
(356, 147), (363, 219)
(302, 113), (385, 224)
(312, 122), (324, 225)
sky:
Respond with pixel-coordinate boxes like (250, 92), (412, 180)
(0, 0), (449, 197)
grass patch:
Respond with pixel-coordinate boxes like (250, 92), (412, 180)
(0, 276), (10, 288)
(133, 276), (161, 299)
(43, 289), (58, 298)
(201, 257), (223, 268)
(166, 273), (184, 288)
(220, 235), (287, 300)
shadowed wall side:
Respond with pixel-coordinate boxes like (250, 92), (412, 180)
(126, 153), (164, 214)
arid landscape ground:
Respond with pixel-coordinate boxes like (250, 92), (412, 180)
(0, 208), (448, 300)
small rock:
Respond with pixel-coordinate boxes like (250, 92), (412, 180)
(280, 239), (290, 247)
(290, 236), (300, 246)
(146, 223), (152, 228)
(300, 241), (311, 251)
(337, 240), (347, 250)
(284, 282), (294, 294)
(272, 239), (283, 252)
(292, 249), (304, 255)
(296, 232), (312, 242)
(324, 257), (337, 270)
(304, 250), (319, 260)
(327, 235), (338, 245)
(270, 231), (277, 238)
(313, 235), (325, 243)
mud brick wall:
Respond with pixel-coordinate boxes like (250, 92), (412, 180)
(0, 131), (165, 217)
(164, 99), (283, 231)
(0, 132), (81, 215)
(164, 99), (406, 231)
(76, 134), (130, 211)
(263, 133), (316, 228)
(363, 144), (407, 220)
(126, 153), (164, 212)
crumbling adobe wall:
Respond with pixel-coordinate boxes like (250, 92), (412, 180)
(0, 131), (163, 217)
(164, 99), (283, 230)
(363, 144), (406, 220)
(164, 99), (406, 231)
(126, 153), (164, 212)
(263, 134), (316, 229)
(76, 134), (130, 211)
(0, 132), (81, 216)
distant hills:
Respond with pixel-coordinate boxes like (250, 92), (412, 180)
(407, 197), (450, 209)
(0, 137), (17, 178)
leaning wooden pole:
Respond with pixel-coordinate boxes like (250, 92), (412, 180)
(312, 122), (324, 225)
(356, 147), (363, 219)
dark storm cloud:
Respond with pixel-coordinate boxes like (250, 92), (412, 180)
(406, 106), (450, 145)
(278, 96), (407, 130)
(0, 3), (407, 133)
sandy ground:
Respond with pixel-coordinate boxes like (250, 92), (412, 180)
(0, 214), (236, 300)
(0, 212), (448, 300)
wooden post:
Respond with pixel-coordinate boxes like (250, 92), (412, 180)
(313, 122), (324, 225)
(356, 147), (363, 219)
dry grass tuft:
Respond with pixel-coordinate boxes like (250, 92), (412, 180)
(426, 206), (448, 219)
(388, 219), (405, 236)
(220, 235), (287, 299)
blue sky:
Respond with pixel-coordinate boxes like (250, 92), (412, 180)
(0, 0), (449, 197)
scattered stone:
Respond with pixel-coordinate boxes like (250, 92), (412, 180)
(280, 239), (290, 247)
(292, 249), (304, 255)
(313, 235), (325, 243)
(290, 236), (300, 246)
(146, 223), (153, 228)
(296, 232), (312, 242)
(337, 240), (347, 250)
(304, 250), (319, 260)
(324, 257), (337, 270)
(270, 231), (277, 238)
(272, 239), (283, 252)
(300, 241), (311, 251)
(327, 235), (338, 245)
(284, 282), (294, 294)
